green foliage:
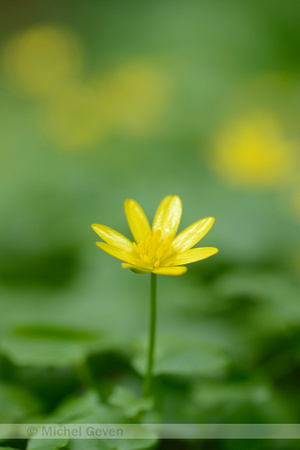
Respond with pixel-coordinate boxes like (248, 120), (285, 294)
(0, 383), (42, 423)
(132, 333), (229, 377)
(27, 440), (69, 450)
(0, 0), (300, 449)
(108, 386), (154, 418)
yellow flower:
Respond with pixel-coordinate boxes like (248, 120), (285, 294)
(210, 111), (297, 188)
(92, 196), (218, 276)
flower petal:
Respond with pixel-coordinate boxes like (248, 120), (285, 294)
(121, 263), (151, 274)
(124, 199), (151, 243)
(152, 195), (182, 241)
(172, 217), (215, 252)
(92, 224), (133, 252)
(96, 242), (141, 266)
(153, 266), (187, 276)
(166, 247), (219, 266)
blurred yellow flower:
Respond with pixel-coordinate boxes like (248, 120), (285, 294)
(39, 59), (169, 150)
(103, 60), (169, 135)
(2, 27), (170, 150)
(92, 196), (218, 276)
(2, 25), (82, 97)
(210, 111), (297, 188)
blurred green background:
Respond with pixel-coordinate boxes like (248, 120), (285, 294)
(0, 0), (300, 449)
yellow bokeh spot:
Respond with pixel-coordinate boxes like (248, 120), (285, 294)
(103, 60), (170, 135)
(37, 59), (170, 151)
(41, 82), (110, 151)
(2, 30), (171, 150)
(2, 25), (83, 97)
(210, 111), (298, 188)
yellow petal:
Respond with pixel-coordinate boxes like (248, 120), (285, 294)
(124, 199), (151, 243)
(121, 263), (151, 274)
(152, 195), (182, 241)
(96, 242), (141, 266)
(166, 247), (219, 266)
(153, 266), (187, 276)
(92, 224), (133, 252)
(172, 217), (215, 252)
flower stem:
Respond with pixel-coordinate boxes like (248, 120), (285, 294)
(143, 272), (157, 398)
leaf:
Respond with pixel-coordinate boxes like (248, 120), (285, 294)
(69, 441), (108, 450)
(108, 385), (153, 417)
(50, 391), (122, 424)
(69, 437), (157, 450)
(1, 447), (25, 450)
(191, 379), (293, 423)
(132, 332), (228, 377)
(0, 382), (42, 423)
(213, 270), (300, 334)
(1, 325), (103, 367)
(26, 439), (69, 450)
(112, 439), (157, 450)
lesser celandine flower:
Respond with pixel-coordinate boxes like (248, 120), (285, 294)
(92, 195), (218, 275)
(92, 195), (218, 397)
(210, 111), (297, 188)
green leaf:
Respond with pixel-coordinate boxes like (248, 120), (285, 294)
(108, 385), (153, 417)
(69, 441), (107, 450)
(1, 325), (103, 367)
(192, 379), (293, 423)
(26, 439), (69, 450)
(0, 382), (42, 423)
(111, 439), (157, 450)
(213, 270), (300, 335)
(69, 437), (157, 450)
(0, 447), (24, 450)
(50, 391), (122, 424)
(132, 332), (228, 377)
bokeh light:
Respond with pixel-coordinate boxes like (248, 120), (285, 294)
(40, 60), (170, 151)
(209, 110), (298, 188)
(103, 60), (170, 136)
(2, 25), (83, 98)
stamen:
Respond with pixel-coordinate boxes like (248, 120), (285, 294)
(155, 229), (161, 240)
(156, 246), (163, 259)
(148, 242), (155, 255)
(134, 228), (173, 268)
(138, 241), (144, 252)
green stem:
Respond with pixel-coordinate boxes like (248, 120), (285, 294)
(143, 272), (157, 398)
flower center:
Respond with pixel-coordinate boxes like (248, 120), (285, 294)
(133, 230), (172, 268)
